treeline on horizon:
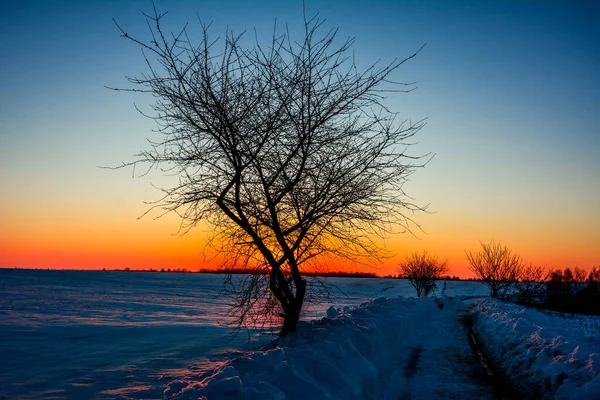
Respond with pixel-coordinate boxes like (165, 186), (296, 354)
(7, 266), (600, 282)
(4, 266), (381, 279)
(90, 266), (600, 283)
(100, 267), (465, 279)
(111, 267), (382, 278)
(5, 266), (598, 283)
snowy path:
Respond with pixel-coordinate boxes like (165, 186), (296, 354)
(363, 298), (496, 400)
(166, 297), (498, 399)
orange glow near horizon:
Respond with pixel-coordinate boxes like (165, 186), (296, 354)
(2, 213), (598, 279)
(1, 182), (599, 279)
(1, 185), (598, 279)
(5, 185), (596, 278)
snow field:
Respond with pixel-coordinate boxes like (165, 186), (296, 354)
(165, 296), (494, 399)
(0, 271), (490, 399)
(471, 299), (600, 400)
(9, 270), (598, 399)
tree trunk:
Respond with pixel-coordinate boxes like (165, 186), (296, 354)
(279, 305), (301, 336)
(278, 278), (307, 336)
(490, 281), (499, 298)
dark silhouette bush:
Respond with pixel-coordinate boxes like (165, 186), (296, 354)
(397, 251), (448, 297)
(510, 267), (600, 316)
(539, 268), (600, 316)
(573, 282), (600, 316)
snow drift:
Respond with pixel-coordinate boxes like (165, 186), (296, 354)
(165, 296), (494, 399)
(471, 299), (600, 400)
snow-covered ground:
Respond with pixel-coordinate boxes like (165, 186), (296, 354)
(4, 269), (598, 399)
(471, 299), (600, 400)
(165, 296), (495, 399)
(0, 270), (486, 399)
(0, 270), (261, 399)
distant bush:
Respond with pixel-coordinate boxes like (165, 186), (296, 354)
(573, 283), (600, 315)
(464, 241), (600, 315)
(466, 240), (523, 299)
(510, 266), (600, 316)
(398, 251), (448, 297)
(514, 263), (546, 306)
(539, 267), (600, 316)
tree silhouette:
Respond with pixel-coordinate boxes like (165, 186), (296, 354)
(466, 240), (523, 299)
(514, 263), (546, 306)
(398, 251), (448, 297)
(111, 5), (427, 335)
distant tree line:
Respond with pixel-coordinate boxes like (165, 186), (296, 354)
(542, 266), (600, 315)
(111, 267), (195, 273)
(303, 271), (378, 278)
(201, 268), (378, 278)
(465, 240), (600, 316)
(109, 267), (378, 278)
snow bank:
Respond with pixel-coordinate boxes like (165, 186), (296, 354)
(164, 296), (490, 399)
(164, 298), (396, 399)
(471, 299), (600, 400)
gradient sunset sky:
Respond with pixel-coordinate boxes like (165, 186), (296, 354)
(1, 0), (598, 277)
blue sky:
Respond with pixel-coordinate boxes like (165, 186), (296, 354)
(1, 0), (598, 274)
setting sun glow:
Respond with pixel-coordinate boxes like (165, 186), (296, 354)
(1, 0), (598, 279)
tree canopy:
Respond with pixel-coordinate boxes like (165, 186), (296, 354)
(112, 5), (428, 335)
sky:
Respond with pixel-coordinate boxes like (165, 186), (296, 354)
(1, 0), (598, 278)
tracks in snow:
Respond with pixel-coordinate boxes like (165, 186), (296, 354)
(365, 298), (500, 400)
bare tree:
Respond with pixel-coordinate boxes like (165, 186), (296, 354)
(110, 5), (427, 336)
(466, 240), (523, 299)
(514, 263), (546, 305)
(572, 267), (587, 283)
(398, 251), (448, 297)
(562, 267), (575, 283)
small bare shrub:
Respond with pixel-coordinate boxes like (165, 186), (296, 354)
(398, 251), (448, 297)
(466, 240), (523, 299)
